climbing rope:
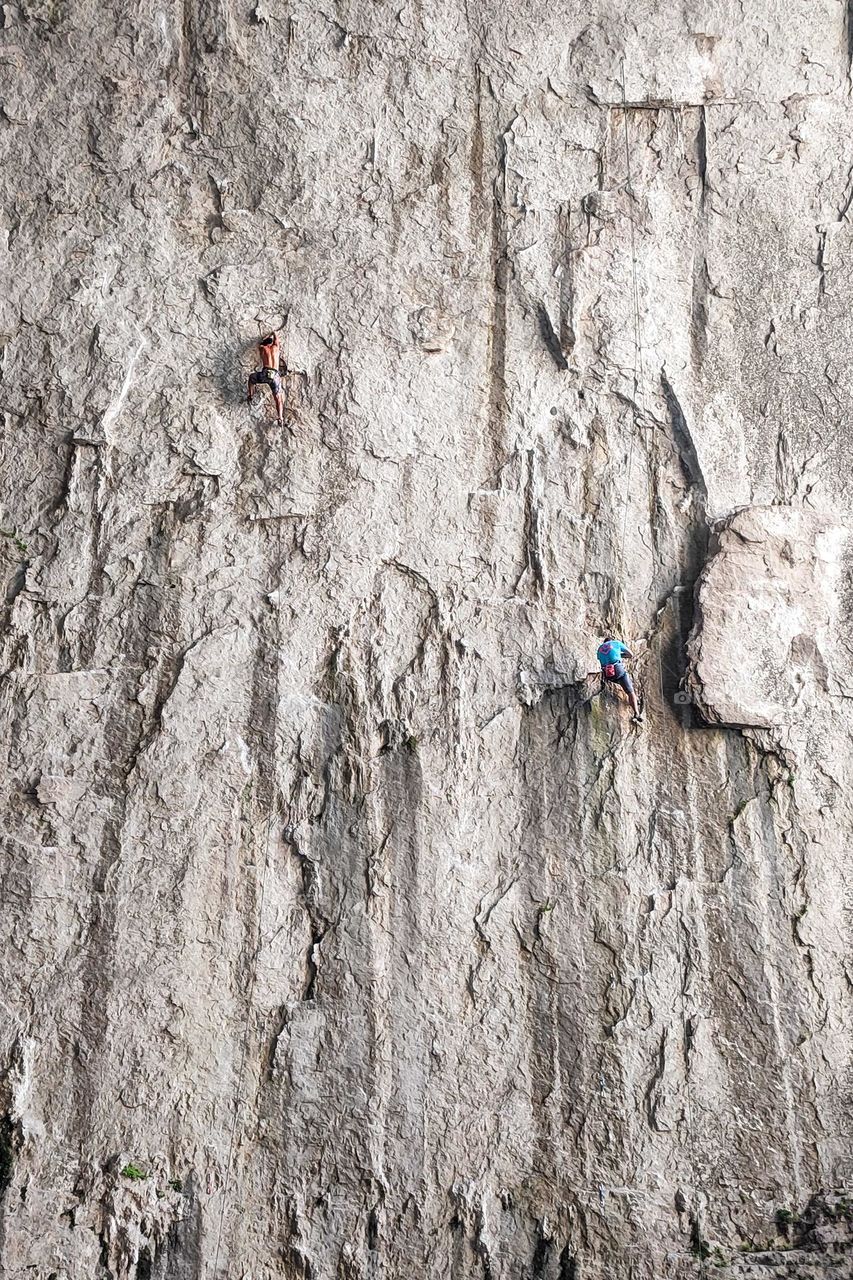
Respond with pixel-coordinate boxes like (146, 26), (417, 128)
(210, 15), (301, 1261)
(659, 621), (713, 1277)
(209, 355), (286, 1279)
(617, 60), (647, 596)
(619, 69), (709, 1275)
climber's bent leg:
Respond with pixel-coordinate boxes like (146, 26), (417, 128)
(247, 368), (284, 424)
(616, 668), (642, 720)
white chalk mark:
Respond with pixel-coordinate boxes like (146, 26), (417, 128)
(100, 337), (145, 437)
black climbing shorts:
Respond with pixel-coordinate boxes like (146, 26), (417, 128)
(604, 661), (634, 697)
(250, 367), (282, 394)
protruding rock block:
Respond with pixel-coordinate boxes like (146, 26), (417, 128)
(687, 506), (848, 728)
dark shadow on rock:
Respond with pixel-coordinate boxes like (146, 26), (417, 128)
(537, 303), (569, 371)
(153, 1171), (203, 1279)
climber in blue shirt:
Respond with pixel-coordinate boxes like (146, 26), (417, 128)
(597, 632), (643, 723)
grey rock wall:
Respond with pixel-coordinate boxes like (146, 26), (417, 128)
(1, 0), (852, 1276)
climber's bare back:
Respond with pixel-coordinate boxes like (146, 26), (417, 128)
(259, 334), (279, 369)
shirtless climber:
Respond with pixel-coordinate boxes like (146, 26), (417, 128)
(247, 331), (285, 426)
(597, 632), (643, 724)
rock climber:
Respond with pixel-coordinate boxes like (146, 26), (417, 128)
(247, 331), (285, 426)
(597, 632), (643, 723)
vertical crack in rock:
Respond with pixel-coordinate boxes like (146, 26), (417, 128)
(537, 303), (569, 371)
(659, 372), (707, 505)
(518, 447), (547, 598)
(695, 104), (707, 209)
(487, 106), (511, 459)
(650, 371), (710, 713)
(817, 225), (829, 303)
(557, 202), (577, 362)
(689, 106), (711, 369)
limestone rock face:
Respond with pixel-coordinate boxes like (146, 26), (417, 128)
(1, 0), (853, 1278)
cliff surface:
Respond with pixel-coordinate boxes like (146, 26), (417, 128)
(1, 0), (852, 1276)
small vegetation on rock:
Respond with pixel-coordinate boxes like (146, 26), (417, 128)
(0, 528), (27, 557)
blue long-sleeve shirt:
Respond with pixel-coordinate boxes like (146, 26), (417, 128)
(597, 639), (629, 668)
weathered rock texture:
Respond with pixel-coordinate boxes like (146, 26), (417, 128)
(1, 0), (853, 1277)
(688, 507), (848, 736)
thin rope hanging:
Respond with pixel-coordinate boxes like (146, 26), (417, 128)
(210, 350), (287, 1280)
(621, 64), (709, 1278)
(617, 60), (647, 587)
